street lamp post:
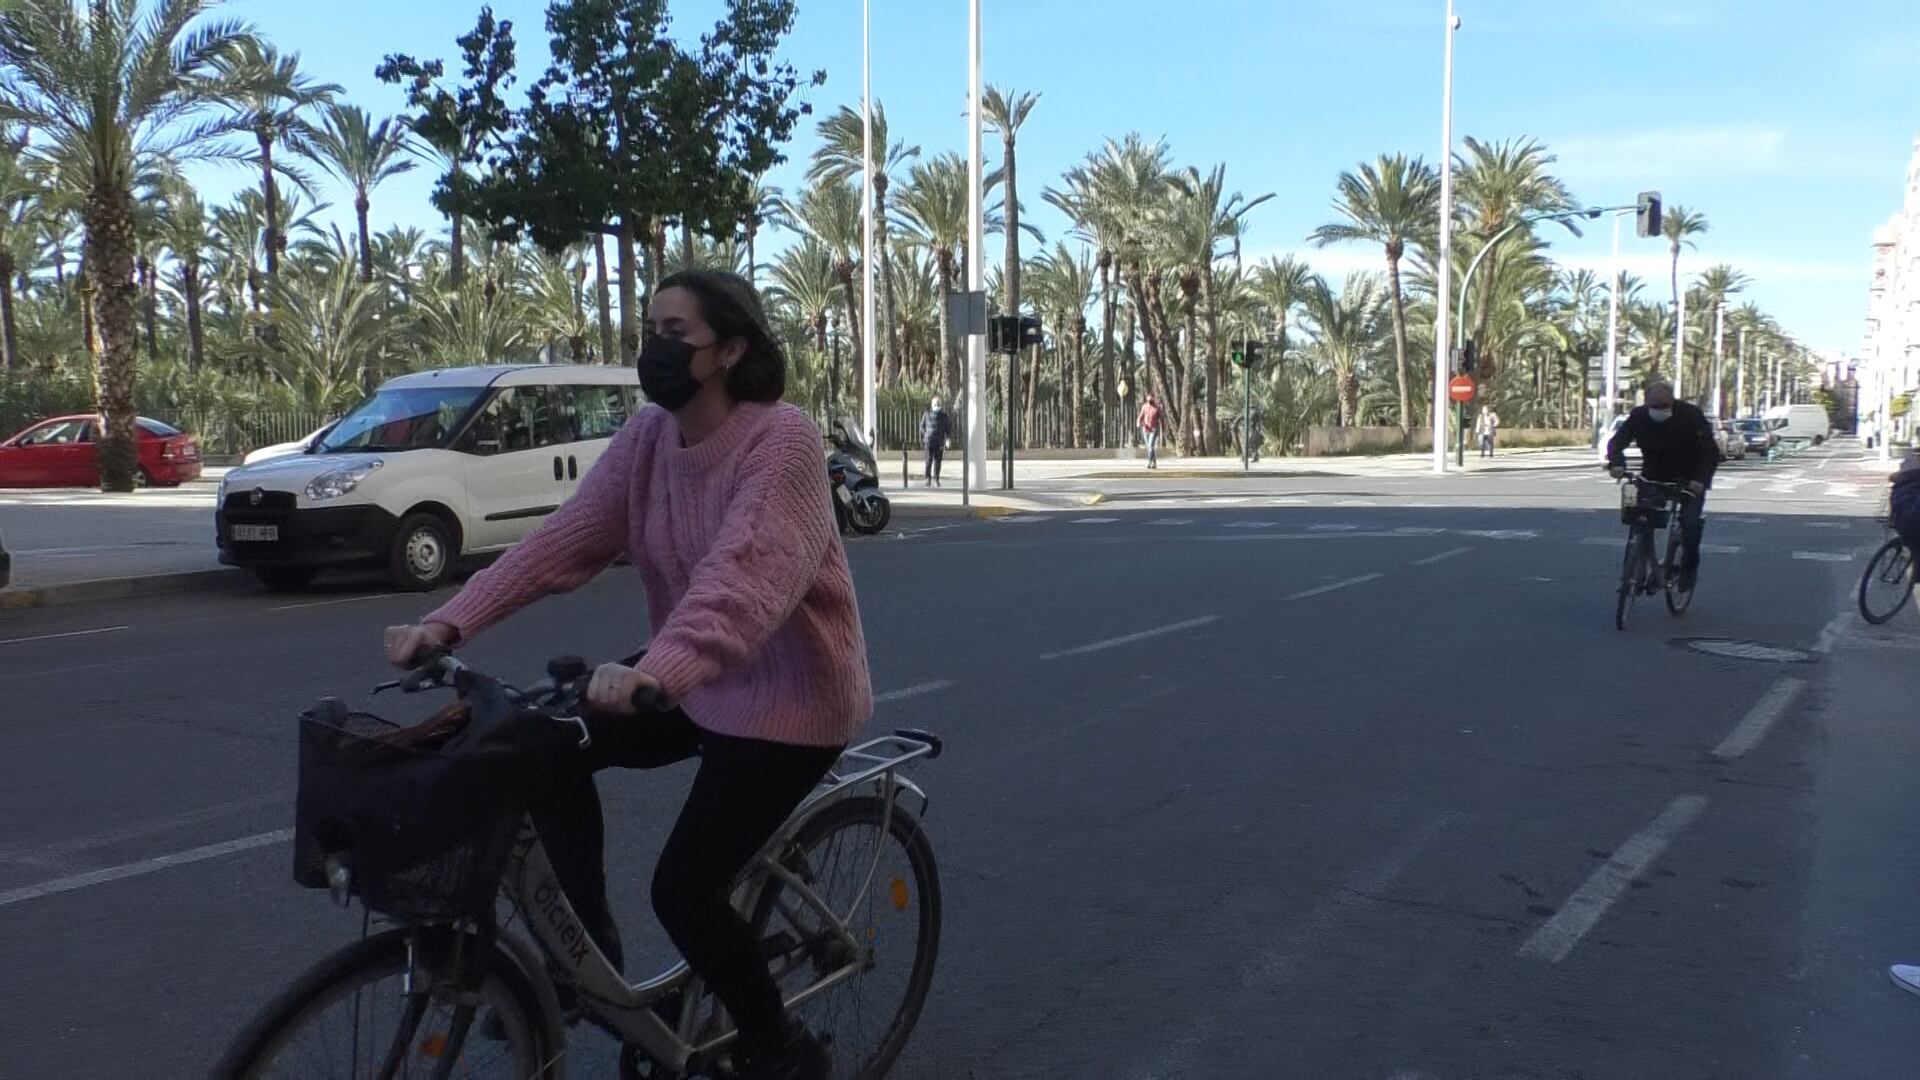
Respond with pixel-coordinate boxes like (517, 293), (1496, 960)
(963, 0), (987, 494)
(1431, 0), (1460, 475)
(1602, 209), (1627, 438)
(828, 313), (841, 413)
(860, 0), (877, 452)
(1713, 301), (1726, 418)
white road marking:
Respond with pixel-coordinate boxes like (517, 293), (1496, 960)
(1722, 517), (1764, 524)
(1286, 573), (1384, 600)
(0, 625), (130, 647)
(994, 514), (1047, 523)
(1070, 516), (1120, 524)
(269, 594), (394, 612)
(1712, 679), (1807, 760)
(1793, 551), (1854, 562)
(1266, 498), (1310, 506)
(1337, 499), (1380, 507)
(1147, 518), (1193, 526)
(1225, 520), (1279, 529)
(1204, 497), (1250, 505)
(1309, 524), (1358, 532)
(1824, 485), (1862, 498)
(0, 795), (285, 870)
(0, 829), (295, 908)
(1460, 529), (1538, 540)
(1393, 526), (1448, 536)
(1700, 543), (1742, 555)
(873, 680), (955, 704)
(1812, 612), (1852, 654)
(1414, 546), (1473, 566)
(1517, 795), (1708, 963)
(1039, 615), (1220, 660)
(1803, 521), (1851, 529)
(1713, 478), (1746, 491)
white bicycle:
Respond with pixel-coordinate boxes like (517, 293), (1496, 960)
(214, 653), (943, 1079)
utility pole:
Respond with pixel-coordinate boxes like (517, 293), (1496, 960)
(1431, 0), (1459, 474)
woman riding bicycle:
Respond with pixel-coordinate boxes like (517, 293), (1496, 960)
(384, 270), (867, 1080)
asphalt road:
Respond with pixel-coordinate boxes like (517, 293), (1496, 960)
(3, 439), (1917, 1079)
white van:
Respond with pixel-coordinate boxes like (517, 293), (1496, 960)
(1763, 404), (1831, 446)
(216, 365), (640, 591)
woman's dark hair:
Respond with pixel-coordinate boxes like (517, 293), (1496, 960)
(655, 269), (786, 403)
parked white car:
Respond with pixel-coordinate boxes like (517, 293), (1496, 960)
(216, 365), (641, 591)
(242, 421), (337, 465)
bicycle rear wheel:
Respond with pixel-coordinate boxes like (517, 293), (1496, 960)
(212, 928), (558, 1080)
(1616, 532), (1645, 631)
(750, 795), (942, 1080)
(1859, 536), (1915, 624)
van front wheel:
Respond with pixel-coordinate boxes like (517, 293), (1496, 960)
(387, 512), (455, 591)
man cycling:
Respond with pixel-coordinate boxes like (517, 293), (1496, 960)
(1606, 380), (1720, 592)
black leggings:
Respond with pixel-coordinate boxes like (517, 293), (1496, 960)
(530, 704), (840, 1048)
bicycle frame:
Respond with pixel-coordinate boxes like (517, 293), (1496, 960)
(495, 731), (936, 1073)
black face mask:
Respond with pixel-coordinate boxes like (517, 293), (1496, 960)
(637, 335), (707, 411)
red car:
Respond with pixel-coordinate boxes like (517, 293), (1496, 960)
(0, 414), (203, 488)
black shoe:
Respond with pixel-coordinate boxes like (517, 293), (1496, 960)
(738, 1019), (832, 1080)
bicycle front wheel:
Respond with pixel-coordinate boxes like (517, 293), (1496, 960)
(1617, 532), (1644, 631)
(1664, 528), (1695, 616)
(750, 795), (942, 1080)
(1859, 536), (1915, 624)
(212, 928), (558, 1080)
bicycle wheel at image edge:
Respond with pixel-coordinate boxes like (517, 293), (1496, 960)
(1663, 528), (1695, 616)
(1858, 536), (1915, 625)
(750, 796), (942, 1080)
(1616, 533), (1644, 631)
(209, 929), (562, 1079)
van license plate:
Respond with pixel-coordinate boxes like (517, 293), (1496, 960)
(231, 524), (279, 542)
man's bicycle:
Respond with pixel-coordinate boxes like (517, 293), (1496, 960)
(1858, 489), (1916, 624)
(1615, 474), (1697, 631)
(214, 653), (943, 1079)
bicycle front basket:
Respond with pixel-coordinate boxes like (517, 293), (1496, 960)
(1620, 484), (1670, 527)
(293, 696), (531, 923)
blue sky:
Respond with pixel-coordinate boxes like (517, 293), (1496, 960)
(199, 0), (1920, 352)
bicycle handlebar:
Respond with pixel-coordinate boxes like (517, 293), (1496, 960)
(379, 647), (671, 720)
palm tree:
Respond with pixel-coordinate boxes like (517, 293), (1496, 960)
(0, 0), (256, 490)
(1046, 160), (1128, 443)
(781, 179), (865, 372)
(896, 154), (970, 398)
(0, 128), (37, 373)
(1026, 241), (1095, 446)
(1309, 154), (1439, 434)
(153, 174), (213, 371)
(1249, 255), (1321, 374)
(810, 103), (918, 385)
(1091, 135), (1175, 431)
(1661, 204), (1708, 390)
(300, 103), (414, 284)
(1693, 262), (1747, 409)
(984, 86), (1039, 456)
(766, 239), (844, 409)
(1453, 136), (1577, 377)
(219, 40), (338, 281)
(265, 256), (388, 409)
(739, 175), (782, 287)
(1161, 164), (1272, 452)
(1301, 273), (1387, 427)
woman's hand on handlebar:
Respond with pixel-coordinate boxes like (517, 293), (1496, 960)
(384, 622), (456, 668)
(586, 662), (664, 715)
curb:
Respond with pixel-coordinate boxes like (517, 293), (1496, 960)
(0, 567), (244, 611)
(890, 503), (1032, 521)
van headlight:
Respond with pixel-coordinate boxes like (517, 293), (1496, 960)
(306, 460), (383, 501)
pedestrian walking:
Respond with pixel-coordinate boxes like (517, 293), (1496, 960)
(1139, 394), (1164, 469)
(919, 396), (952, 486)
(1477, 406), (1501, 458)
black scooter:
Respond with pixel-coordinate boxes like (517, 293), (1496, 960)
(827, 416), (891, 535)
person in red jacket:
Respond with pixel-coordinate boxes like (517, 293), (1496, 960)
(1138, 394), (1164, 469)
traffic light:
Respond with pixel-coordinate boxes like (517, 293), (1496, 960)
(1636, 191), (1663, 239)
(1457, 339), (1478, 374)
(1230, 341), (1266, 368)
(987, 314), (1045, 354)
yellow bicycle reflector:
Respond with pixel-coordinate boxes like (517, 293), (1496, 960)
(890, 876), (910, 911)
(867, 926), (879, 942)
(419, 1033), (449, 1058)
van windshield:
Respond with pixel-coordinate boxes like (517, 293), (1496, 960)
(318, 387), (485, 453)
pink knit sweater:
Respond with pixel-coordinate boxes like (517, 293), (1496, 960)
(424, 402), (871, 748)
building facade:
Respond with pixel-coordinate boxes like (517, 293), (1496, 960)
(1864, 134), (1920, 444)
